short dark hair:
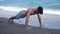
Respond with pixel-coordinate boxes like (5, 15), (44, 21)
(37, 6), (43, 14)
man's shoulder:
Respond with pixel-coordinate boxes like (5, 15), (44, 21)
(28, 8), (36, 11)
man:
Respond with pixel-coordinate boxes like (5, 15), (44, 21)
(8, 6), (43, 30)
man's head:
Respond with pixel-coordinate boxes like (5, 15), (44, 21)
(37, 6), (43, 14)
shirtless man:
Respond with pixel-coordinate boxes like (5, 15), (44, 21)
(8, 6), (43, 30)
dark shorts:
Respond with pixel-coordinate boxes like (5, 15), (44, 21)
(16, 10), (26, 19)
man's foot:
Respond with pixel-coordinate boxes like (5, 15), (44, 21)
(8, 19), (13, 24)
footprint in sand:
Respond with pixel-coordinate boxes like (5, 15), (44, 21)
(0, 20), (3, 23)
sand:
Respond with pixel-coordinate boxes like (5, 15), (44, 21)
(0, 17), (52, 34)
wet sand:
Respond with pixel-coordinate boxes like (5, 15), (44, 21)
(0, 17), (52, 34)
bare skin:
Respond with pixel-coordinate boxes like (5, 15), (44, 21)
(8, 8), (42, 30)
(25, 8), (42, 30)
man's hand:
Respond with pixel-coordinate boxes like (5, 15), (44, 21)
(26, 26), (32, 30)
(37, 14), (42, 28)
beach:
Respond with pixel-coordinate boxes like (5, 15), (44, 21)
(0, 17), (51, 34)
(0, 17), (60, 34)
(0, 8), (60, 34)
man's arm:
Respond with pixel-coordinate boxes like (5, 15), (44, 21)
(25, 10), (31, 30)
(37, 14), (42, 27)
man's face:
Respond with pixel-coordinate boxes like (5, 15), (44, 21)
(34, 9), (38, 14)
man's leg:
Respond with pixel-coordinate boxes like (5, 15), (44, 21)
(8, 16), (16, 23)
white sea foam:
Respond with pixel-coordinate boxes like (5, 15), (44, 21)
(0, 6), (60, 15)
(0, 6), (27, 12)
(44, 9), (60, 15)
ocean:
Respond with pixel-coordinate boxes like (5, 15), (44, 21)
(0, 0), (60, 9)
(0, 0), (60, 30)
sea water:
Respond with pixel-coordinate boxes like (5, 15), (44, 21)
(0, 0), (60, 9)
